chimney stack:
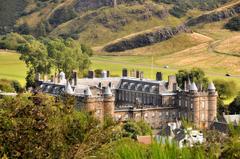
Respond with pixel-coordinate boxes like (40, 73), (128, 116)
(88, 70), (95, 78)
(72, 71), (78, 86)
(101, 70), (107, 78)
(136, 70), (140, 78)
(122, 68), (128, 77)
(168, 75), (177, 91)
(156, 72), (163, 81)
(140, 71), (144, 79)
(35, 73), (41, 81)
(50, 75), (54, 82)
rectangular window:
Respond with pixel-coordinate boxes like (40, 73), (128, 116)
(202, 101), (205, 109)
(201, 113), (205, 121)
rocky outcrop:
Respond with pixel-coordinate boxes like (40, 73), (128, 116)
(186, 3), (240, 26)
(104, 25), (187, 52)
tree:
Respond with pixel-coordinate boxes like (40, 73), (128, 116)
(228, 96), (240, 114)
(25, 68), (36, 89)
(213, 79), (236, 100)
(19, 40), (51, 76)
(217, 97), (225, 117)
(47, 38), (91, 79)
(176, 68), (208, 89)
(122, 120), (152, 139)
(81, 44), (93, 57)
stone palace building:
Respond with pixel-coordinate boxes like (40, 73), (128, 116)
(37, 69), (217, 129)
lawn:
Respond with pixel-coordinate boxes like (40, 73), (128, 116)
(0, 50), (27, 85)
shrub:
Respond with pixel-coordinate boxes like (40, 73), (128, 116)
(0, 79), (23, 93)
(0, 33), (27, 50)
(225, 16), (240, 31)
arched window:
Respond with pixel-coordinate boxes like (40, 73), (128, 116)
(128, 83), (135, 90)
(121, 82), (128, 89)
(143, 85), (150, 92)
(136, 84), (143, 91)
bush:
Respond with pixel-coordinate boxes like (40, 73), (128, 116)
(225, 16), (240, 31)
(0, 79), (23, 93)
(122, 120), (152, 139)
(0, 33), (27, 50)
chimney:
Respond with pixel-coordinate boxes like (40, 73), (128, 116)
(44, 75), (48, 81)
(88, 70), (95, 78)
(122, 68), (128, 77)
(136, 70), (140, 78)
(109, 82), (112, 88)
(168, 75), (177, 91)
(184, 80), (187, 91)
(50, 75), (54, 82)
(98, 82), (102, 89)
(173, 83), (178, 92)
(35, 73), (41, 81)
(54, 73), (58, 83)
(101, 70), (107, 78)
(140, 71), (144, 79)
(129, 69), (135, 77)
(156, 72), (163, 81)
(72, 71), (78, 86)
(107, 70), (110, 77)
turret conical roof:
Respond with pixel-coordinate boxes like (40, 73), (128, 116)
(190, 82), (198, 91)
(65, 82), (74, 94)
(84, 87), (92, 97)
(104, 86), (112, 96)
(208, 82), (216, 90)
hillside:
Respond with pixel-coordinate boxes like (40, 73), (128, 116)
(0, 0), (240, 76)
(0, 0), (238, 46)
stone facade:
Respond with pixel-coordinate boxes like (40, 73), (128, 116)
(37, 69), (217, 130)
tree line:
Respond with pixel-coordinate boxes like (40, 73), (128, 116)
(0, 33), (93, 88)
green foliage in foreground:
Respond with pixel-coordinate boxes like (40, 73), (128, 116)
(0, 93), (240, 158)
(0, 79), (23, 92)
(0, 94), (151, 158)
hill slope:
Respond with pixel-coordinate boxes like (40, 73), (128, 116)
(0, 0), (238, 46)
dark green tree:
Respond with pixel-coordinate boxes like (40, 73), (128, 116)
(217, 97), (225, 117)
(47, 38), (91, 79)
(213, 79), (236, 100)
(176, 67), (208, 89)
(228, 96), (240, 114)
(19, 39), (51, 76)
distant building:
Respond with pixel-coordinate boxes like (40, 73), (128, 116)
(36, 68), (217, 129)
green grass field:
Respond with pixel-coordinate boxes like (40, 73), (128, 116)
(0, 50), (27, 85)
(1, 50), (240, 104)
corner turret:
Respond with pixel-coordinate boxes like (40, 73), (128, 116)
(103, 86), (115, 117)
(190, 82), (198, 93)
